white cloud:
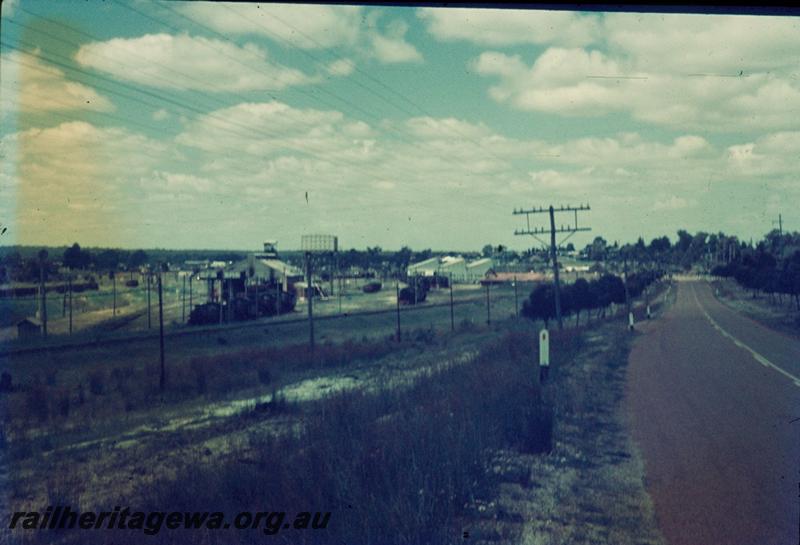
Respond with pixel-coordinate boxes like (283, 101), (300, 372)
(418, 8), (599, 47)
(146, 171), (213, 193)
(182, 3), (363, 49)
(652, 196), (697, 211)
(326, 58), (356, 77)
(75, 33), (314, 92)
(176, 101), (382, 169)
(465, 13), (800, 132)
(0, 51), (114, 117)
(182, 4), (422, 65)
(366, 15), (423, 64)
(152, 108), (169, 121)
(472, 46), (800, 131)
(603, 13), (800, 75)
(725, 131), (800, 179)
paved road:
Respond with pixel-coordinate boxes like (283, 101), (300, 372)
(626, 279), (799, 545)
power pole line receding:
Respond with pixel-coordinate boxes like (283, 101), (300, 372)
(513, 204), (591, 330)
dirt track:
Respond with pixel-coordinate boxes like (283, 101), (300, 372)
(626, 279), (799, 545)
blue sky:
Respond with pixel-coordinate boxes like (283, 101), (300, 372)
(2, 2), (799, 251)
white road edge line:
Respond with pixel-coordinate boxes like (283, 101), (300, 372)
(690, 283), (800, 389)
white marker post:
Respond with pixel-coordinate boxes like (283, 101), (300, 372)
(539, 328), (550, 383)
(628, 312), (635, 331)
(646, 305), (651, 319)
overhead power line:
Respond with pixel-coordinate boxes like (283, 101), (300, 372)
(513, 204), (591, 330)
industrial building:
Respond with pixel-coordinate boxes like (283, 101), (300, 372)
(406, 256), (494, 283)
(190, 242), (302, 324)
(224, 241), (304, 291)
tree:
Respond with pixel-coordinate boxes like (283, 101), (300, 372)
(394, 246), (413, 269)
(481, 244), (494, 258)
(569, 278), (593, 325)
(63, 243), (90, 270)
(128, 249), (148, 269)
(95, 249), (121, 271)
(591, 274), (625, 316)
(589, 236), (608, 261)
(676, 230), (693, 253)
(649, 236), (671, 254)
(521, 284), (556, 328)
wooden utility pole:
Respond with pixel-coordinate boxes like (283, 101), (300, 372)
(146, 272), (152, 329)
(158, 272), (165, 391)
(275, 277), (280, 316)
(300, 234), (338, 350)
(227, 278), (233, 322)
(68, 274), (73, 335)
(773, 214), (783, 235)
(38, 249), (48, 339)
(218, 278), (223, 325)
(548, 207), (562, 329)
(181, 274), (186, 323)
(396, 280), (401, 342)
(329, 254), (335, 301)
(485, 282), (491, 325)
(306, 252), (314, 351)
(449, 274), (454, 332)
(513, 204), (591, 331)
(513, 275), (519, 318)
(111, 271), (116, 316)
(254, 281), (259, 318)
(189, 273), (193, 314)
(337, 254), (342, 315)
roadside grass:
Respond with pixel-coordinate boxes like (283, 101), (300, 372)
(21, 329), (557, 545)
(0, 330), (438, 456)
(711, 277), (800, 336)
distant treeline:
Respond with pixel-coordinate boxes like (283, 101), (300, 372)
(3, 229), (799, 290)
(710, 232), (800, 309)
(0, 244), (248, 284)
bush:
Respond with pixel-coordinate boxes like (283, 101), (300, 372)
(110, 366), (134, 393)
(0, 371), (12, 393)
(88, 370), (106, 396)
(56, 391), (70, 418)
(257, 366), (272, 386)
(26, 385), (49, 423)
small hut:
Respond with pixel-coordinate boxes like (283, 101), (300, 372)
(17, 317), (42, 340)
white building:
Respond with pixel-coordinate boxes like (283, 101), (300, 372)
(406, 255), (493, 283)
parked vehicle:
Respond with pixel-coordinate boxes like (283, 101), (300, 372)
(362, 281), (382, 293)
(398, 284), (427, 305)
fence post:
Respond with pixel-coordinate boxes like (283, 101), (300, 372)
(449, 274), (454, 332)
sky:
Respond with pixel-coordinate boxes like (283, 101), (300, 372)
(1, 2), (798, 252)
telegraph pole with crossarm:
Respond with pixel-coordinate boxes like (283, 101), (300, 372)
(513, 204), (591, 330)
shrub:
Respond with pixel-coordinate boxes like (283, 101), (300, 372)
(0, 371), (12, 393)
(137, 331), (547, 545)
(26, 385), (49, 423)
(257, 366), (272, 386)
(88, 370), (106, 396)
(110, 366), (134, 393)
(56, 391), (70, 419)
